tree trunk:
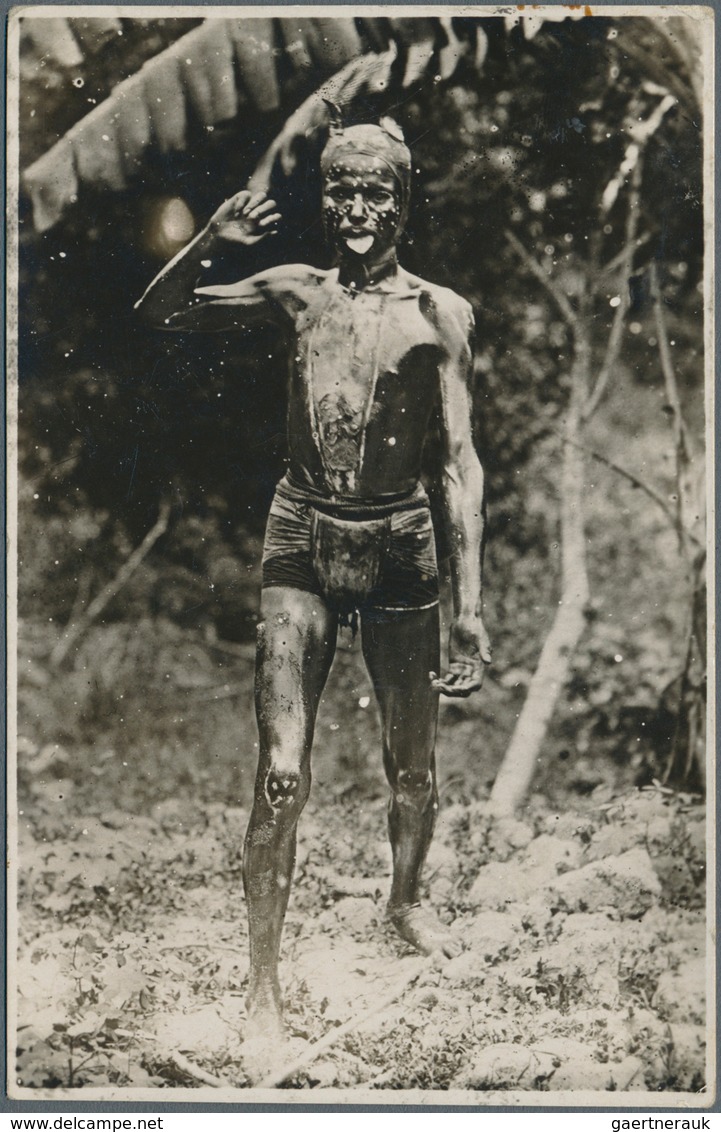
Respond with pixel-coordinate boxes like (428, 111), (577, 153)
(650, 264), (707, 792)
(489, 339), (591, 816)
(663, 544), (707, 791)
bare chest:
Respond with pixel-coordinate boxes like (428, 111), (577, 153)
(296, 288), (440, 414)
(292, 289), (442, 493)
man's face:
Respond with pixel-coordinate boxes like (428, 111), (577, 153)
(322, 156), (403, 264)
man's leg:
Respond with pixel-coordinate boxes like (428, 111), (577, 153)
(361, 605), (459, 957)
(243, 586), (337, 1039)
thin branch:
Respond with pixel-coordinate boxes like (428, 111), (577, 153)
(623, 41), (693, 113)
(586, 94), (677, 422)
(640, 18), (702, 111)
(168, 1050), (231, 1088)
(66, 567), (95, 633)
(583, 156), (644, 422)
(504, 229), (578, 330)
(600, 94), (675, 217)
(549, 428), (680, 533)
(159, 943), (241, 954)
(600, 231), (651, 277)
(255, 957), (428, 1088)
(113, 1027), (234, 1087)
(50, 500), (172, 668)
(649, 262), (696, 463)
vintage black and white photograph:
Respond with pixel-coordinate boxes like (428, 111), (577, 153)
(7, 4), (714, 1103)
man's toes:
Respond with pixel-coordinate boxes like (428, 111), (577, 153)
(388, 903), (459, 958)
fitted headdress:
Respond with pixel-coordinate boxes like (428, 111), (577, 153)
(320, 108), (412, 217)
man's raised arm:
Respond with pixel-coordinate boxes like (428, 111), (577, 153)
(134, 190), (283, 332)
(432, 293), (492, 698)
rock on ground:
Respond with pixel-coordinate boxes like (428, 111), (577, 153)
(453, 1042), (557, 1090)
(453, 1037), (643, 1092)
(468, 835), (582, 908)
(452, 910), (522, 960)
(548, 847), (661, 917)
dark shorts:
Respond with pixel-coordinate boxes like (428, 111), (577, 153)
(262, 485), (439, 615)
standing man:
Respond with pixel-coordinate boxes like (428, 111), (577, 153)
(137, 118), (491, 1047)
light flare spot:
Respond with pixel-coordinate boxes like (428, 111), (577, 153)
(144, 197), (196, 258)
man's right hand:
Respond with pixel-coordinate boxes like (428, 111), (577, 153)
(208, 190), (282, 245)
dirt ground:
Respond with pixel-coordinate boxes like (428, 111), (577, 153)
(15, 753), (706, 1096)
(11, 600), (708, 1099)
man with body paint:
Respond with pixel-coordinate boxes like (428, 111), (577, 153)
(137, 117), (491, 1053)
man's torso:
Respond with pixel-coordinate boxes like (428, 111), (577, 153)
(281, 267), (463, 500)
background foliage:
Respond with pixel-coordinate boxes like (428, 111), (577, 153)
(17, 12), (704, 809)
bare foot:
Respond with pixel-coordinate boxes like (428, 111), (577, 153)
(242, 988), (287, 1084)
(387, 902), (461, 958)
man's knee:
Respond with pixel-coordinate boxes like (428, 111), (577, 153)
(263, 766), (310, 815)
(392, 767), (436, 806)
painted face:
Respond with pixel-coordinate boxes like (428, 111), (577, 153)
(322, 155), (403, 263)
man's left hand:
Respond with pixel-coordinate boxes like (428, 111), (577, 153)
(430, 615), (491, 697)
